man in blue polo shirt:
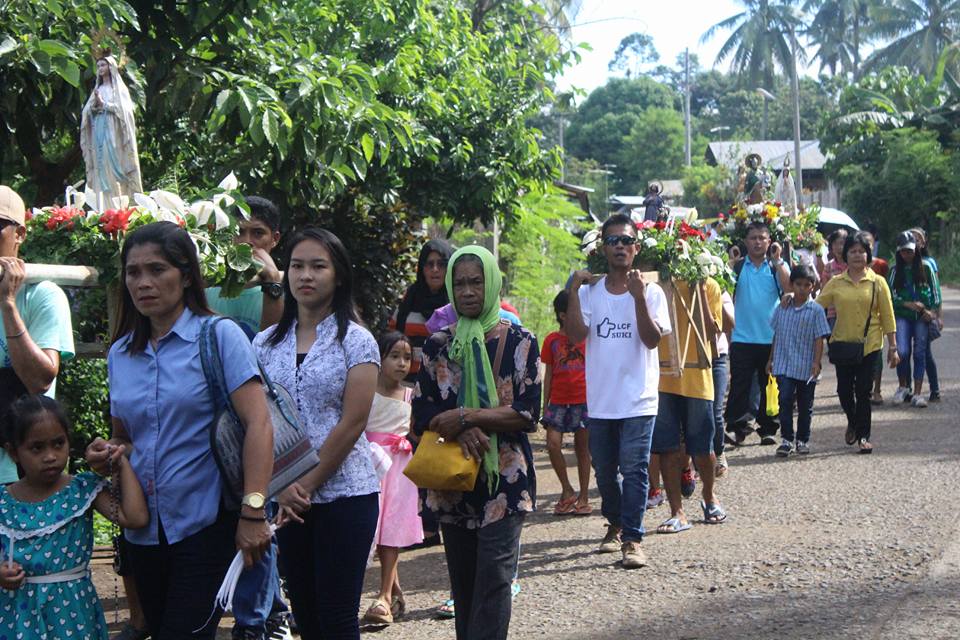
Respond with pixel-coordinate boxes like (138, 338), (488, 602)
(725, 221), (791, 445)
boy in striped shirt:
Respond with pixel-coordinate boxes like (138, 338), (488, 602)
(766, 264), (831, 456)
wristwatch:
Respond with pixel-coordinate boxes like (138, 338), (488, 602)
(260, 282), (283, 299)
(241, 492), (266, 510)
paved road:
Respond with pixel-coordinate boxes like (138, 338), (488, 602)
(97, 288), (960, 639)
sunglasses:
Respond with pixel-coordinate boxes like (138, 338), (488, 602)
(424, 259), (448, 270)
(603, 234), (637, 247)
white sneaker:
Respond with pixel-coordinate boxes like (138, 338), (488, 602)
(911, 395), (928, 408)
(893, 387), (910, 403)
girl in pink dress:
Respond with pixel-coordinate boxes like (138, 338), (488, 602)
(362, 332), (423, 625)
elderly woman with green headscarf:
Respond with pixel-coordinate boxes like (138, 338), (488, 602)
(412, 246), (541, 640)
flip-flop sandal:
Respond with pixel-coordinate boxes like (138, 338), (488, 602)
(656, 517), (692, 534)
(571, 503), (593, 516)
(391, 588), (406, 620)
(437, 599), (455, 619)
(363, 598), (393, 624)
(701, 500), (727, 524)
(553, 496), (577, 515)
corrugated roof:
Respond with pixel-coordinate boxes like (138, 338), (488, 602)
(706, 140), (827, 171)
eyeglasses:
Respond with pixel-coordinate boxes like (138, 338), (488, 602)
(603, 235), (637, 247)
(424, 259), (448, 270)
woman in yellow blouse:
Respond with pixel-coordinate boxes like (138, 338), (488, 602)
(817, 232), (899, 453)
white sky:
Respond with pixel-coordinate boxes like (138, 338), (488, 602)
(557, 0), (788, 96)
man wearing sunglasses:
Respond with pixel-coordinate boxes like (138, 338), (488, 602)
(566, 213), (671, 569)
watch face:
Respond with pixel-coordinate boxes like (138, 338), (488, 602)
(245, 493), (265, 508)
(263, 283), (283, 299)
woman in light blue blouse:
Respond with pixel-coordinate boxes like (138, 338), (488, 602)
(85, 222), (273, 638)
(255, 227), (380, 640)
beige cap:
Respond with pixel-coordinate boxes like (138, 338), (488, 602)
(0, 186), (25, 226)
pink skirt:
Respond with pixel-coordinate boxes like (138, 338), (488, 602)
(368, 435), (423, 548)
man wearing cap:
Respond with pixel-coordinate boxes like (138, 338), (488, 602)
(0, 185), (75, 483)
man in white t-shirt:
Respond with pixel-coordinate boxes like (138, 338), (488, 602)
(566, 213), (672, 569)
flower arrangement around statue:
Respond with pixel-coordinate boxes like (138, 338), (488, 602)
(582, 214), (734, 292)
(21, 173), (258, 297)
(717, 200), (823, 252)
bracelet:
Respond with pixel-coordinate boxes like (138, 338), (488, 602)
(5, 329), (25, 340)
(239, 514), (267, 522)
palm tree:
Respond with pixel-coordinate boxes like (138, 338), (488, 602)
(865, 0), (960, 79)
(701, 0), (803, 89)
(803, 0), (875, 77)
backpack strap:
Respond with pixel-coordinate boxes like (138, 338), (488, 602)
(491, 320), (510, 375)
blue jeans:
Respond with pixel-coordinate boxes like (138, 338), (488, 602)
(776, 376), (817, 443)
(712, 354), (729, 455)
(233, 540), (287, 629)
(895, 317), (928, 383)
(587, 416), (655, 543)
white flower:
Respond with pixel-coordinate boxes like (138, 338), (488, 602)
(776, 223), (785, 232)
(217, 172), (239, 191)
(747, 204), (764, 216)
(134, 192), (159, 214)
(725, 221), (736, 232)
(151, 190), (187, 215)
(695, 252), (713, 265)
(686, 208), (699, 222)
(581, 229), (600, 255)
(643, 237), (657, 248)
(109, 195), (129, 210)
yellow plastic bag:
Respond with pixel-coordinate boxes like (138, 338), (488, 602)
(403, 431), (480, 491)
(765, 375), (779, 416)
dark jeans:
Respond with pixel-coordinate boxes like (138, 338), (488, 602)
(835, 350), (880, 441)
(927, 342), (940, 393)
(725, 342), (778, 436)
(276, 493), (378, 640)
(712, 354), (729, 455)
(776, 376), (817, 443)
(128, 510), (238, 639)
(441, 513), (525, 640)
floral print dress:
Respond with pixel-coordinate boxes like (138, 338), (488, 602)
(0, 472), (109, 640)
(413, 323), (542, 529)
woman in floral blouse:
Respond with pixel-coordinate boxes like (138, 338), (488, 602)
(413, 245), (541, 640)
(254, 227), (380, 640)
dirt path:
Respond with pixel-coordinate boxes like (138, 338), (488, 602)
(94, 288), (960, 639)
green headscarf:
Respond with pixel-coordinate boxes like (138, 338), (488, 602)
(446, 246), (503, 494)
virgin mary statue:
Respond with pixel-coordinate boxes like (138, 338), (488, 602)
(80, 55), (142, 204)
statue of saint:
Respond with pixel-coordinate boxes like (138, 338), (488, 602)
(80, 55), (142, 206)
(774, 156), (798, 216)
(742, 153), (767, 204)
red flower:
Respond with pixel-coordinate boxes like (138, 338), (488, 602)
(654, 220), (667, 230)
(717, 212), (725, 220)
(99, 207), (135, 236)
(678, 221), (705, 240)
(24, 209), (32, 221)
(45, 206), (83, 231)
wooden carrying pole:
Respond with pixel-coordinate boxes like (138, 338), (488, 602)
(15, 263), (101, 287)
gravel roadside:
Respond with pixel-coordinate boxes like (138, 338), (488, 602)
(94, 288), (960, 639)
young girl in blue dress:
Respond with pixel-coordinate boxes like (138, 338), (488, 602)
(0, 395), (148, 640)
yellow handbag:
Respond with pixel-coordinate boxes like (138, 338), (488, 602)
(403, 430), (480, 491)
(404, 322), (508, 492)
(765, 374), (779, 417)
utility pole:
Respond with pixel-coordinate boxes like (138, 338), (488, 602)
(756, 88), (776, 141)
(684, 48), (692, 166)
(790, 27), (803, 197)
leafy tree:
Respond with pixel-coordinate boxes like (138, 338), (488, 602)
(619, 108), (687, 193)
(1, 0), (573, 329)
(681, 162), (737, 216)
(701, 0), (804, 89)
(803, 0), (876, 77)
(608, 32), (660, 79)
(865, 0), (960, 79)
(835, 128), (957, 240)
